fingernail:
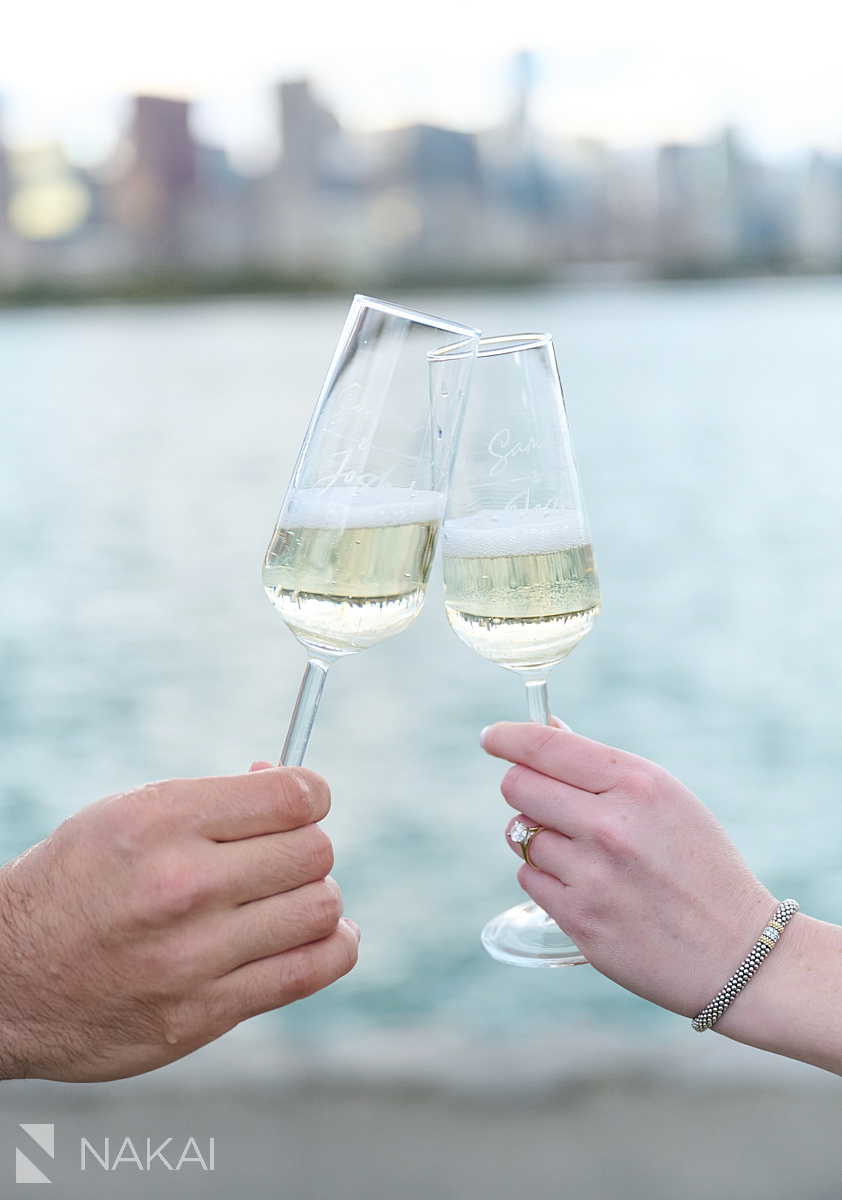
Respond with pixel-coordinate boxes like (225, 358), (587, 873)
(479, 726), (491, 748)
(341, 918), (361, 941)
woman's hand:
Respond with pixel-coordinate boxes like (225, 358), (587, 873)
(482, 720), (842, 1075)
(481, 720), (775, 1016)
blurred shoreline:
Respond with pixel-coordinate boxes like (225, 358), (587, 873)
(96, 1019), (842, 1094)
(2, 261), (841, 309)
(3, 1030), (840, 1200)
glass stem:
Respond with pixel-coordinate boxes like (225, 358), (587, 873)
(524, 675), (551, 726)
(281, 653), (336, 766)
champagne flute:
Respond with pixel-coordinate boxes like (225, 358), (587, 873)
(441, 333), (601, 966)
(263, 295), (479, 766)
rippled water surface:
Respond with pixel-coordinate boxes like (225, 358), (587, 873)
(3, 278), (842, 1046)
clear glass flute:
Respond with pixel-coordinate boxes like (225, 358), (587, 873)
(442, 333), (601, 966)
(263, 295), (479, 766)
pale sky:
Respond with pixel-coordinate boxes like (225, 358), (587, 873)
(2, 0), (842, 166)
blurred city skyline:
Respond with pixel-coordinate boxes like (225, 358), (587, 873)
(2, 0), (842, 165)
(4, 1), (842, 297)
(2, 70), (842, 298)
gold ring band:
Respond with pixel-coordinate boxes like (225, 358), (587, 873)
(521, 827), (543, 869)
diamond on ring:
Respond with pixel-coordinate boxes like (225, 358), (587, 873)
(509, 820), (530, 845)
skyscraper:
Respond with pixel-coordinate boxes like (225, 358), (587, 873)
(109, 95), (198, 262)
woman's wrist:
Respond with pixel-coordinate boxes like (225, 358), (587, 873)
(691, 900), (800, 1031)
(713, 913), (842, 1075)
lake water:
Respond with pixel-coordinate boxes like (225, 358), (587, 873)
(2, 277), (842, 1051)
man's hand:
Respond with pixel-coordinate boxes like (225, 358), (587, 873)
(0, 764), (359, 1082)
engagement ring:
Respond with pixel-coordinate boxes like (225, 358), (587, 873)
(509, 820), (544, 869)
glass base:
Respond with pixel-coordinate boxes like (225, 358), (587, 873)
(481, 901), (589, 967)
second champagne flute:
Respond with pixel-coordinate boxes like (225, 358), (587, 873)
(442, 333), (601, 966)
(263, 295), (479, 766)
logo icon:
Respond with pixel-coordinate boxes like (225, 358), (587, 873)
(16, 1124), (54, 1184)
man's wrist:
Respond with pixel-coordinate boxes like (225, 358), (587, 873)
(0, 864), (39, 1080)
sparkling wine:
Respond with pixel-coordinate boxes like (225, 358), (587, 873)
(263, 487), (444, 654)
(442, 509), (601, 670)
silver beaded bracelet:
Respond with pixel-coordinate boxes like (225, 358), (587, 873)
(691, 899), (799, 1032)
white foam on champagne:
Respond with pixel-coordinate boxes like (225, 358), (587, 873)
(442, 508), (590, 558)
(281, 487), (446, 529)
